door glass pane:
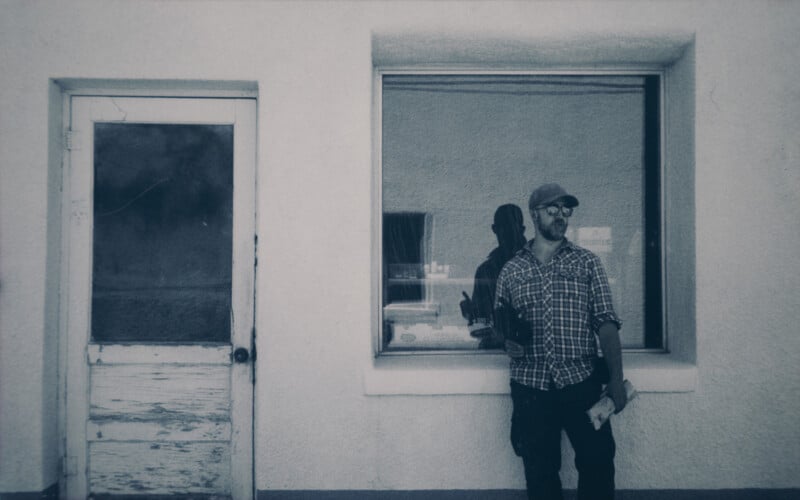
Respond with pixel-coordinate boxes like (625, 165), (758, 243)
(92, 123), (234, 342)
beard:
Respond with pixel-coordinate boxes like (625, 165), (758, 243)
(536, 217), (567, 242)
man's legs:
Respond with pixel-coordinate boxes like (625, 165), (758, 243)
(511, 381), (563, 500)
(560, 377), (616, 500)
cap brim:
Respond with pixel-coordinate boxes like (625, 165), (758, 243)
(560, 195), (579, 208)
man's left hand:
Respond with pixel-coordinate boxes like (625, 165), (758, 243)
(607, 378), (627, 414)
(597, 322), (626, 413)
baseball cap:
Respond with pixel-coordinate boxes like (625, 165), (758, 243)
(528, 183), (579, 210)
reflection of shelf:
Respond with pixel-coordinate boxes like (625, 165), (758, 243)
(383, 301), (439, 322)
(387, 278), (475, 285)
(387, 323), (480, 350)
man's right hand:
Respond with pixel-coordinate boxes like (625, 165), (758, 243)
(505, 340), (525, 358)
(495, 297), (532, 344)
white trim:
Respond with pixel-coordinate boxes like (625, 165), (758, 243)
(376, 67), (667, 76)
(59, 92), (256, 499)
(230, 97), (257, 500)
(371, 69), (385, 356)
(63, 96), (94, 498)
(363, 352), (696, 396)
(623, 352), (697, 393)
(57, 78), (257, 99)
(87, 344), (232, 365)
(659, 74), (669, 351)
(87, 420), (232, 442)
(373, 69), (666, 356)
(57, 85), (72, 499)
(368, 60), (696, 395)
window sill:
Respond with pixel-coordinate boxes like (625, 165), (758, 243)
(363, 351), (696, 395)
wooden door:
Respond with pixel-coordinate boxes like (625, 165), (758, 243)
(62, 96), (256, 499)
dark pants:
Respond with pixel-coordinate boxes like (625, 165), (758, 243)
(510, 377), (616, 500)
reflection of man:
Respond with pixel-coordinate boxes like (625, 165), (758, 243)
(460, 204), (526, 348)
(494, 183), (626, 500)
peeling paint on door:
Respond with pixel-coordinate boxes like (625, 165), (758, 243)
(63, 97), (256, 499)
(86, 348), (234, 495)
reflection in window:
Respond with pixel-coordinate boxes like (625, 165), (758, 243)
(383, 212), (428, 304)
(92, 123), (234, 343)
(380, 74), (662, 352)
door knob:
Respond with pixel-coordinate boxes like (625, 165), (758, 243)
(233, 347), (250, 363)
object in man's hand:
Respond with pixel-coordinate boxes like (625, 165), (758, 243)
(460, 291), (476, 323)
(495, 298), (532, 344)
(468, 321), (493, 338)
(587, 380), (637, 430)
(462, 291), (492, 337)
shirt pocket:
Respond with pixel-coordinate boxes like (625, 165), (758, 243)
(553, 265), (590, 303)
(508, 269), (542, 322)
(508, 268), (539, 294)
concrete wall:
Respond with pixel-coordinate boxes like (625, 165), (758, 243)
(1, 0), (799, 494)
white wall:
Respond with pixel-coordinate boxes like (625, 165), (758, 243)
(1, 0), (799, 493)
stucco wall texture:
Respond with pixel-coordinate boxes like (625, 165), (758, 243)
(1, 0), (799, 494)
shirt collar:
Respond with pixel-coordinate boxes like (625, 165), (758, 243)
(519, 237), (575, 259)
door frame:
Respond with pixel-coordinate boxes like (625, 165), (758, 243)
(57, 83), (259, 499)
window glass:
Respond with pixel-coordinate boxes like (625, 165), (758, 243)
(92, 123), (234, 342)
(380, 74), (661, 352)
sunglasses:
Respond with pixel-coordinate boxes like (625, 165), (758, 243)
(538, 205), (573, 218)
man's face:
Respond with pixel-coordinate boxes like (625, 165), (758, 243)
(533, 204), (571, 242)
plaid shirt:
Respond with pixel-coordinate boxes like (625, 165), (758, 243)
(495, 239), (621, 390)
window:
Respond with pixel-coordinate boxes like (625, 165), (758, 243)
(377, 72), (664, 354)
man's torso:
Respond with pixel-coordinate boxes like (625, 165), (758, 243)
(497, 240), (617, 389)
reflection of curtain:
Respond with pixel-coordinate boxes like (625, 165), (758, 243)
(383, 212), (427, 303)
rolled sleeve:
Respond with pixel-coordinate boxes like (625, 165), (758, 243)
(588, 255), (622, 333)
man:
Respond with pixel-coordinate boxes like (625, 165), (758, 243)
(460, 204), (527, 349)
(494, 183), (626, 500)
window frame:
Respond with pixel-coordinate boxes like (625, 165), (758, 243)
(372, 67), (668, 357)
